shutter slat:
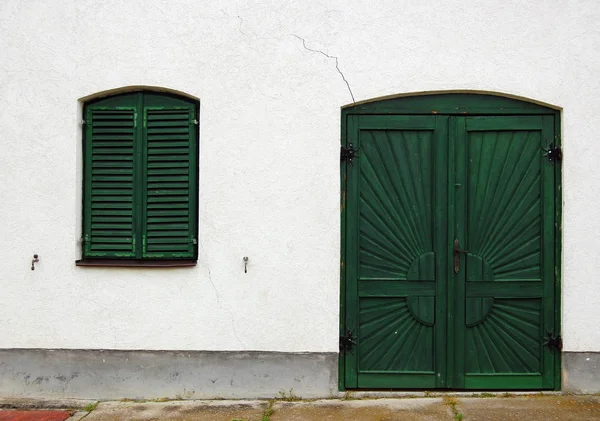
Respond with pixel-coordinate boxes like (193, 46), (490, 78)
(93, 189), (135, 195)
(147, 170), (188, 177)
(147, 113), (190, 120)
(91, 230), (133, 237)
(147, 189), (189, 196)
(147, 141), (190, 148)
(84, 108), (136, 258)
(147, 148), (189, 155)
(93, 202), (132, 209)
(148, 128), (189, 134)
(147, 203), (188, 209)
(146, 223), (189, 230)
(148, 162), (188, 168)
(147, 155), (188, 161)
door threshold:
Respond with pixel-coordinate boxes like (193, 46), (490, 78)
(338, 390), (561, 399)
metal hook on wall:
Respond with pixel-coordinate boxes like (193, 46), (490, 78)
(243, 256), (248, 273)
(31, 254), (39, 270)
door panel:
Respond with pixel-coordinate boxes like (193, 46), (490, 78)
(345, 115), (448, 388)
(343, 113), (556, 390)
(455, 115), (556, 389)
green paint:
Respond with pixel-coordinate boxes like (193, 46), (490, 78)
(82, 91), (198, 261)
(341, 93), (560, 390)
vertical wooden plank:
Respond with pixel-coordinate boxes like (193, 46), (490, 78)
(445, 115), (457, 388)
(553, 111), (562, 390)
(344, 115), (360, 388)
(134, 92), (144, 259)
(434, 115), (449, 388)
(339, 110), (348, 391)
(83, 107), (94, 257)
(452, 116), (467, 388)
(189, 105), (199, 257)
(541, 114), (556, 389)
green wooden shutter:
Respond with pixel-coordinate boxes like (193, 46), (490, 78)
(83, 106), (137, 258)
(142, 106), (197, 259)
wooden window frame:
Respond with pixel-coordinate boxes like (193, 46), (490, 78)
(76, 90), (199, 267)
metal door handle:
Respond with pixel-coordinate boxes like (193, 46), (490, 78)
(454, 238), (468, 274)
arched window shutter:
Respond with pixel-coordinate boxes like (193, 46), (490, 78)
(82, 91), (198, 261)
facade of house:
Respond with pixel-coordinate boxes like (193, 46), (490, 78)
(0, 0), (599, 398)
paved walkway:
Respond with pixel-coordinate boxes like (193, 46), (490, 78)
(0, 395), (599, 420)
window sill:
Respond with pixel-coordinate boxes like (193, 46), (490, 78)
(75, 259), (197, 268)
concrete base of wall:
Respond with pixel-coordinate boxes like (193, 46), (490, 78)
(563, 352), (600, 393)
(1, 349), (598, 399)
(0, 349), (339, 400)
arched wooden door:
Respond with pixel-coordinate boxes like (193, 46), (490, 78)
(340, 93), (561, 390)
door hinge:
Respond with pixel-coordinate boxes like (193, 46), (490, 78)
(543, 331), (563, 351)
(544, 144), (562, 163)
(339, 329), (357, 353)
(341, 143), (359, 165)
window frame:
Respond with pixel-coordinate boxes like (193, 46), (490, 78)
(76, 90), (199, 267)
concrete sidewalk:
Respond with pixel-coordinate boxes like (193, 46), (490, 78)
(1, 395), (599, 421)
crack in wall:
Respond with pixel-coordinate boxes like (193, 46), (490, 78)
(204, 265), (246, 348)
(237, 15), (246, 36)
(292, 34), (355, 103)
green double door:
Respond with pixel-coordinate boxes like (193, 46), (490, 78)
(342, 113), (558, 389)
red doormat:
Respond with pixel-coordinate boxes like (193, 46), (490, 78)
(0, 411), (71, 421)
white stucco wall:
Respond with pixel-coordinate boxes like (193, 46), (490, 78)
(0, 0), (598, 353)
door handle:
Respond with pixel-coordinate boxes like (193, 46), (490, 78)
(454, 238), (468, 274)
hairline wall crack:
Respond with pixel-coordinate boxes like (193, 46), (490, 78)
(292, 34), (355, 103)
(202, 264), (246, 348)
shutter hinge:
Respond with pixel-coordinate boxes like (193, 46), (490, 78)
(191, 237), (198, 245)
(544, 144), (562, 163)
(543, 331), (563, 351)
(193, 119), (199, 125)
(81, 119), (86, 126)
(339, 329), (357, 353)
(341, 143), (359, 165)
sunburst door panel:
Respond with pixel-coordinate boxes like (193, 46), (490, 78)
(457, 116), (556, 389)
(345, 115), (448, 389)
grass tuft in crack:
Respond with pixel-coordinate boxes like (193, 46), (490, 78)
(443, 396), (463, 421)
(277, 388), (301, 401)
(83, 402), (99, 412)
(262, 400), (274, 421)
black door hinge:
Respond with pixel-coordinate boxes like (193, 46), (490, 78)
(544, 144), (562, 163)
(339, 329), (357, 353)
(341, 143), (359, 164)
(543, 331), (563, 351)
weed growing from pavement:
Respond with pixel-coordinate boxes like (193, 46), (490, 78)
(476, 392), (496, 398)
(277, 388), (301, 401)
(84, 402), (99, 412)
(443, 396), (463, 421)
(342, 391), (356, 400)
(262, 400), (274, 421)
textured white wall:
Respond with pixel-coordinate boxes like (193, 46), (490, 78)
(0, 0), (598, 352)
